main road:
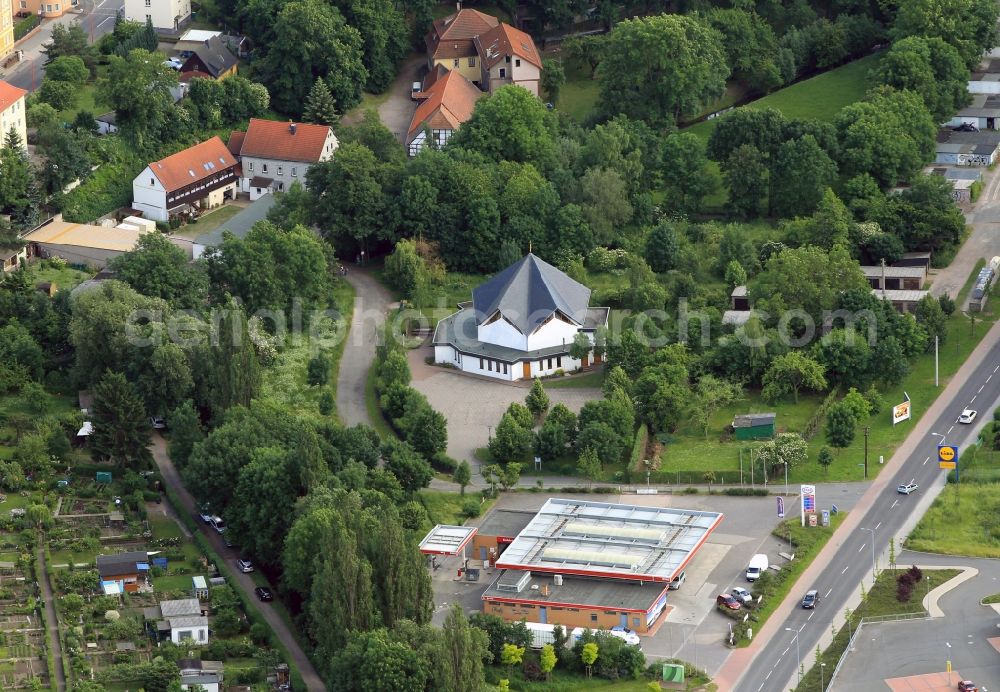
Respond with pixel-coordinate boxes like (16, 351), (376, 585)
(721, 317), (1000, 692)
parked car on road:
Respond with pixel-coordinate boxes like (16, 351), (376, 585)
(255, 586), (273, 601)
(237, 558), (253, 573)
(210, 516), (226, 533)
(897, 482), (919, 495)
(716, 594), (742, 610)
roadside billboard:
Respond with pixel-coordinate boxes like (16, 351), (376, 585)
(891, 392), (912, 425)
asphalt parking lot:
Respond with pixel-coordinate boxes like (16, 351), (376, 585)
(831, 552), (1000, 692)
(427, 485), (868, 676)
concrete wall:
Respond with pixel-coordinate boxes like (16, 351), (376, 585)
(32, 243), (123, 269)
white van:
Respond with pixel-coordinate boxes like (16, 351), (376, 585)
(746, 554), (768, 581)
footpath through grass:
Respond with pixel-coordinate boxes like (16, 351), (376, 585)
(796, 568), (960, 690)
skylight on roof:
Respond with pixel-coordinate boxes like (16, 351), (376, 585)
(189, 170), (195, 177)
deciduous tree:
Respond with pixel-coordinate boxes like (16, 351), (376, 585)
(761, 352), (828, 403)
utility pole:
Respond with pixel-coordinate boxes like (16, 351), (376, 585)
(863, 426), (870, 480)
(935, 335), (939, 387)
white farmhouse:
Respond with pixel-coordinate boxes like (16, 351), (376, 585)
(433, 254), (609, 381)
(123, 0), (191, 31)
(227, 119), (338, 199)
(132, 136), (240, 222)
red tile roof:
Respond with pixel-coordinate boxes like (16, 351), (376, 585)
(226, 131), (245, 157)
(149, 136), (239, 193)
(426, 8), (499, 60)
(237, 118), (333, 163)
(475, 23), (542, 69)
(0, 80), (27, 112)
(407, 70), (484, 141)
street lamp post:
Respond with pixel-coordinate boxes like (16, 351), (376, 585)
(785, 627), (801, 684)
(860, 527), (876, 580)
(863, 425), (870, 479)
(782, 461), (788, 497)
(820, 661), (827, 690)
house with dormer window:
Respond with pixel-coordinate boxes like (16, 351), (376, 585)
(132, 136), (239, 222)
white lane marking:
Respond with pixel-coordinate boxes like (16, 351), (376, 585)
(825, 588), (832, 597)
(799, 623), (806, 632)
(972, 396), (977, 403)
(858, 543), (866, 552)
(808, 612), (814, 620)
(979, 385), (985, 393)
(842, 566), (849, 574)
(949, 425), (955, 433)
(766, 670), (772, 680)
(891, 499), (899, 509)
(989, 375), (994, 383)
(994, 365), (998, 373)
(97, 16), (114, 28)
(875, 522), (881, 530)
(782, 647), (789, 656)
(759, 684), (765, 691)
(923, 457), (929, 465)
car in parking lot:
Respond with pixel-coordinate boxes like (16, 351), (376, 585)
(668, 570), (686, 590)
(254, 586), (273, 602)
(237, 558), (253, 573)
(959, 409), (978, 424)
(716, 593), (742, 610)
(163, 57), (184, 70)
(897, 482), (918, 495)
(222, 533), (234, 548)
(801, 590), (820, 609)
(958, 681), (978, 692)
(731, 587), (753, 605)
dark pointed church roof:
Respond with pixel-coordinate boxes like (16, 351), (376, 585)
(472, 254), (591, 334)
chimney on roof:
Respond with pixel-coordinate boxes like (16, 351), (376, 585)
(456, 2), (461, 11)
(289, 121), (297, 135)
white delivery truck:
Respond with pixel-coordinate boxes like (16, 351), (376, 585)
(569, 627), (641, 647)
(746, 553), (769, 581)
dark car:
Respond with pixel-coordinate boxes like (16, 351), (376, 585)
(255, 586), (273, 602)
(716, 593), (742, 610)
(958, 682), (978, 692)
(801, 590), (820, 609)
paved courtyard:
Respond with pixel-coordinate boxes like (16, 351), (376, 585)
(408, 346), (601, 469)
(831, 552), (1000, 692)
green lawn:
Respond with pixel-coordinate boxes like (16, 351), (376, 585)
(148, 514), (184, 540)
(26, 261), (92, 292)
(258, 278), (355, 419)
(545, 370), (605, 389)
(907, 483), (1000, 557)
(418, 490), (495, 528)
(170, 203), (244, 240)
(797, 568), (959, 690)
(684, 53), (883, 142)
(556, 63), (600, 122)
(57, 83), (101, 123)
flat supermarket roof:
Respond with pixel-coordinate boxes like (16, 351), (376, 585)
(482, 570), (666, 612)
(25, 219), (150, 252)
(494, 498), (723, 583)
(418, 524), (478, 556)
(475, 509), (537, 538)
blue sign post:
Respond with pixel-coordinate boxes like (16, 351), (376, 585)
(938, 444), (959, 482)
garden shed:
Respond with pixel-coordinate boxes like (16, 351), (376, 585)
(732, 413), (776, 440)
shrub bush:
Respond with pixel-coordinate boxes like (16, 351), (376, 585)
(896, 581), (912, 602)
(723, 488), (769, 496)
(460, 497), (482, 518)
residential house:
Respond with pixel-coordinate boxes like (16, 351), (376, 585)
(0, 79), (27, 149)
(425, 8), (499, 86)
(150, 599), (209, 645)
(124, 0), (191, 31)
(178, 659), (223, 692)
(0, 0), (11, 61)
(227, 118), (338, 195)
(424, 8), (542, 96)
(433, 254), (609, 380)
(473, 22), (542, 96)
(407, 66), (484, 156)
(96, 550), (150, 594)
(132, 136), (240, 222)
(179, 34), (238, 80)
(25, 215), (158, 269)
(16, 0), (71, 18)
(192, 193), (276, 259)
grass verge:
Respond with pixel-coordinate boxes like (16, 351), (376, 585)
(796, 568), (960, 690)
(364, 364), (397, 438)
(418, 489), (495, 527)
(907, 483), (1000, 557)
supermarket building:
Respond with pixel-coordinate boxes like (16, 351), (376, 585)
(422, 498), (723, 635)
